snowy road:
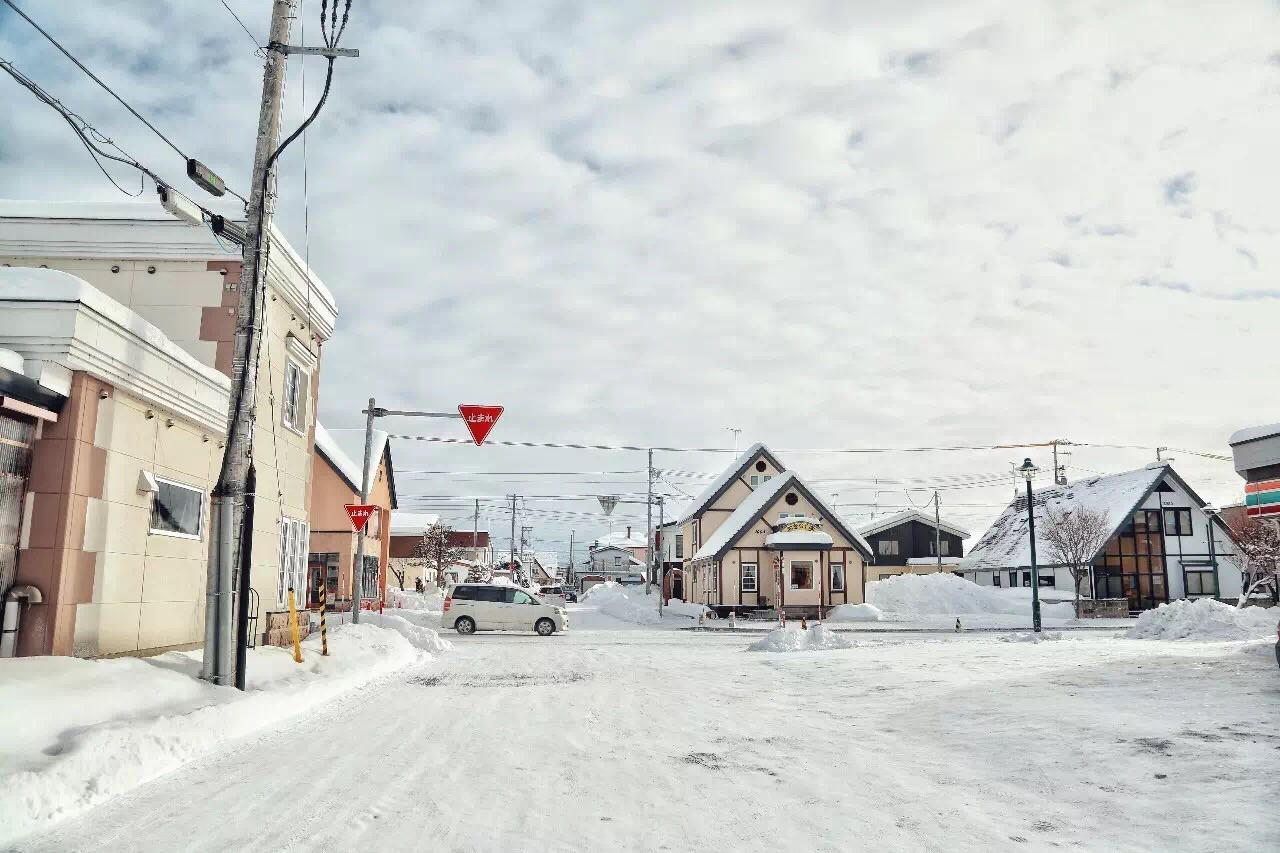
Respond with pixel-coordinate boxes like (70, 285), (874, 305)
(16, 630), (1279, 853)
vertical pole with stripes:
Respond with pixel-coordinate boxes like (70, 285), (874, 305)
(319, 581), (329, 656)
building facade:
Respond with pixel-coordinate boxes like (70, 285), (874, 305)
(960, 464), (1241, 610)
(0, 201), (335, 657)
(307, 424), (396, 609)
(856, 510), (969, 582)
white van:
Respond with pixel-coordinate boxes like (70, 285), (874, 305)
(444, 584), (568, 636)
(538, 585), (568, 607)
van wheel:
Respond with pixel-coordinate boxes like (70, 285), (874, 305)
(454, 616), (476, 635)
(535, 618), (556, 636)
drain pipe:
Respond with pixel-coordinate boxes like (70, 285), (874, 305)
(0, 585), (44, 658)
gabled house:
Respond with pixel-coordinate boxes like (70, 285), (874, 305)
(385, 512), (492, 592)
(0, 201), (335, 657)
(857, 510), (970, 581)
(960, 463), (1242, 610)
(668, 442), (786, 599)
(590, 528), (647, 562)
(307, 424), (397, 609)
(684, 471), (874, 618)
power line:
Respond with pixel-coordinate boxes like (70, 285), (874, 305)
(219, 0), (265, 53)
(1, 0), (250, 205)
(380, 435), (1059, 454)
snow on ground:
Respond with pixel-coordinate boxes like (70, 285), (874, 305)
(570, 582), (709, 629)
(1001, 630), (1064, 643)
(827, 602), (884, 622)
(15, 629), (1277, 853)
(0, 622), (445, 847)
(385, 588), (442, 612)
(1124, 599), (1278, 641)
(867, 571), (1076, 618)
(747, 623), (855, 652)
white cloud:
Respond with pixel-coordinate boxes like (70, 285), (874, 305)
(3, 0), (1277, 552)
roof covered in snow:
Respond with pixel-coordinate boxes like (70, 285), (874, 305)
(856, 509), (971, 540)
(960, 464), (1204, 571)
(677, 442), (786, 524)
(315, 423), (397, 508)
(691, 471), (873, 561)
(591, 531), (647, 549)
(765, 530), (834, 547)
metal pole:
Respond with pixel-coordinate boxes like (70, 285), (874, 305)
(201, 0), (293, 686)
(934, 491), (942, 574)
(351, 397), (376, 624)
(233, 465), (257, 690)
(568, 529), (574, 589)
(1026, 477), (1042, 632)
(473, 499), (479, 556)
(657, 497), (664, 617)
(1206, 510), (1219, 598)
(645, 449), (653, 596)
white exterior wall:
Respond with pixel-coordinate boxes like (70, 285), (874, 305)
(1136, 482), (1242, 601)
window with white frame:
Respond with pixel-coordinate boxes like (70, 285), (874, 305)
(149, 477), (204, 538)
(830, 562), (845, 592)
(277, 516), (308, 606)
(675, 534), (684, 558)
(614, 555), (622, 567)
(749, 475), (760, 486)
(741, 563), (758, 592)
(878, 539), (899, 556)
(282, 359), (307, 432)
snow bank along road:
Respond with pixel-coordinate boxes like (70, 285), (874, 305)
(15, 630), (1278, 853)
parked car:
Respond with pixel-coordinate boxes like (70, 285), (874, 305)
(538, 585), (568, 607)
(566, 590), (578, 603)
(444, 584), (567, 636)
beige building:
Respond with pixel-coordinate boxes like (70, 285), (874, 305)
(308, 424), (396, 609)
(674, 444), (873, 617)
(0, 201), (335, 657)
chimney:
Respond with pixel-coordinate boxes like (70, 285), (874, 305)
(627, 526), (632, 539)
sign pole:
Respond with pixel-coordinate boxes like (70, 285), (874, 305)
(645, 449), (653, 597)
(352, 397), (376, 625)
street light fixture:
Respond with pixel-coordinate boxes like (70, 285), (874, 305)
(1018, 457), (1043, 633)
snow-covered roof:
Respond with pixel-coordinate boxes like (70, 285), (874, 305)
(856, 509), (971, 540)
(1229, 423), (1280, 446)
(906, 556), (964, 566)
(592, 531), (647, 548)
(319, 425), (395, 506)
(961, 465), (1186, 571)
(389, 511), (441, 536)
(764, 530), (833, 547)
(677, 442), (785, 524)
(691, 472), (873, 561)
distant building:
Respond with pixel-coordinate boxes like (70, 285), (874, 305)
(857, 510), (970, 581)
(960, 464), (1241, 610)
(386, 512), (492, 591)
(1229, 423), (1280, 520)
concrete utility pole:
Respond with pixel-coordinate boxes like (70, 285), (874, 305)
(567, 530), (574, 588)
(657, 497), (664, 617)
(473, 498), (479, 557)
(201, 0), (293, 685)
(645, 448), (653, 596)
(934, 491), (943, 574)
(509, 494), (517, 570)
(350, 397), (377, 624)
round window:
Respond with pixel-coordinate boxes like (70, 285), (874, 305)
(755, 460), (767, 472)
(785, 493), (798, 506)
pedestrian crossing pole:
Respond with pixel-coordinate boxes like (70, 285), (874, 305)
(318, 582), (329, 656)
(287, 587), (303, 664)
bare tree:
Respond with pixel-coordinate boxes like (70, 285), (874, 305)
(1041, 504), (1112, 616)
(1225, 515), (1280, 606)
(389, 562), (407, 591)
(413, 522), (465, 590)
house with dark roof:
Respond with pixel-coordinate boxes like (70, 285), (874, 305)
(683, 470), (874, 618)
(960, 464), (1241, 610)
(856, 510), (970, 581)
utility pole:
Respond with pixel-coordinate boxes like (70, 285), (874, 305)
(645, 448), (653, 596)
(657, 497), (664, 616)
(934, 491), (942, 574)
(726, 428), (741, 451)
(350, 397), (377, 624)
(473, 498), (479, 556)
(568, 529), (575, 588)
(509, 494), (517, 570)
(201, 0), (293, 686)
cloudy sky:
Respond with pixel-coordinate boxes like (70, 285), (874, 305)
(3, 1), (1278, 560)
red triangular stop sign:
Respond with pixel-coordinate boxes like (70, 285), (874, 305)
(345, 504), (378, 533)
(458, 404), (504, 446)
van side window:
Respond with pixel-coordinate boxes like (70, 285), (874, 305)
(512, 591), (536, 605)
(477, 587), (505, 602)
(452, 586), (476, 600)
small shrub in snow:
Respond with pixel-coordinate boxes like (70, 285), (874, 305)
(1124, 598), (1277, 641)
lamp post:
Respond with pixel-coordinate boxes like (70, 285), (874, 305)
(1018, 457), (1043, 633)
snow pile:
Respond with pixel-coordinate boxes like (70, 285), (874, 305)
(378, 613), (453, 653)
(827, 603), (884, 622)
(1124, 599), (1278, 641)
(662, 598), (712, 620)
(867, 572), (1075, 618)
(0, 622), (439, 845)
(580, 582), (661, 625)
(1001, 631), (1064, 643)
(386, 588), (442, 612)
(747, 624), (855, 652)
